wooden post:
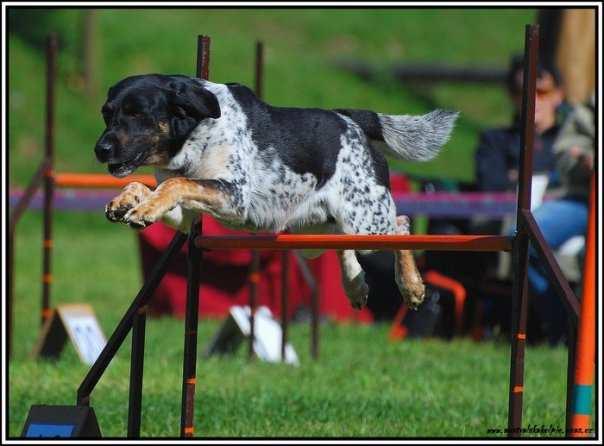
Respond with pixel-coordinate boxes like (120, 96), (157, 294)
(180, 220), (201, 438)
(42, 33), (58, 327)
(555, 9), (596, 104)
(127, 306), (146, 437)
(507, 24), (538, 437)
(180, 34), (210, 438)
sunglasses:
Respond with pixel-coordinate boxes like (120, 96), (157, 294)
(538, 85), (560, 97)
(512, 85), (559, 99)
(512, 71), (559, 98)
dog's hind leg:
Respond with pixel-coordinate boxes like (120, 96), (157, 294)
(335, 204), (424, 309)
(394, 215), (425, 310)
(331, 190), (392, 310)
(337, 249), (370, 310)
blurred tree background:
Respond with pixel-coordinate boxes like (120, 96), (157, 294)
(9, 8), (541, 186)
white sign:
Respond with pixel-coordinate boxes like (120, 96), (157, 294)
(58, 305), (107, 366)
(205, 305), (299, 366)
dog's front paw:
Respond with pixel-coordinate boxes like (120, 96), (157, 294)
(105, 200), (135, 223)
(105, 183), (150, 223)
(123, 202), (164, 229)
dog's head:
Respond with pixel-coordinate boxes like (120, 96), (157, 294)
(94, 74), (221, 177)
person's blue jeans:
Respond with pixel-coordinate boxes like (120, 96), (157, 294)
(511, 198), (588, 344)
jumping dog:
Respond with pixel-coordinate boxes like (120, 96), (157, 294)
(95, 74), (458, 310)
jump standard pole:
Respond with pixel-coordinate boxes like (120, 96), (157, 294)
(293, 253), (320, 359)
(506, 24), (539, 437)
(507, 24), (586, 437)
(8, 160), (48, 358)
(180, 34), (210, 439)
(42, 33), (58, 327)
(181, 218), (202, 437)
(127, 303), (147, 437)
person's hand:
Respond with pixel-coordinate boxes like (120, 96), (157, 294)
(569, 145), (593, 173)
(579, 153), (594, 171)
(507, 168), (519, 183)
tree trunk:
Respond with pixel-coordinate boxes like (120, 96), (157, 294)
(555, 9), (596, 104)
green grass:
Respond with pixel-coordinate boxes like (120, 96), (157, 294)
(8, 8), (574, 439)
(9, 324), (568, 438)
(9, 212), (569, 438)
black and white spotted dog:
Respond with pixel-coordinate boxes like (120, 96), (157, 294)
(95, 74), (458, 310)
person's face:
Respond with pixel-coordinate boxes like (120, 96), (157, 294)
(510, 71), (564, 133)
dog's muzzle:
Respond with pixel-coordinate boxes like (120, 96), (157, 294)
(94, 141), (113, 163)
(106, 152), (146, 178)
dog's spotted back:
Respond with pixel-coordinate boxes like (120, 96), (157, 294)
(157, 79), (457, 234)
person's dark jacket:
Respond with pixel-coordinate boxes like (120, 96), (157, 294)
(474, 119), (561, 192)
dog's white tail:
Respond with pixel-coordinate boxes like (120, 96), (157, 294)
(377, 110), (459, 161)
(335, 108), (459, 162)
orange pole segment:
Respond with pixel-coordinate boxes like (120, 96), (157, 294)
(570, 175), (596, 437)
(570, 414), (592, 437)
(389, 305), (409, 341)
(195, 234), (512, 252)
(574, 175), (596, 385)
(53, 172), (157, 189)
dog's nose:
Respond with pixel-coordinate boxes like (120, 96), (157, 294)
(95, 141), (113, 162)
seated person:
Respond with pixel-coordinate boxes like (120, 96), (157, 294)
(470, 55), (567, 285)
(423, 56), (569, 340)
(427, 56), (567, 268)
(474, 54), (566, 220)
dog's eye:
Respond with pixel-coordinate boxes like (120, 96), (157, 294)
(122, 106), (143, 119)
(101, 105), (114, 125)
(170, 104), (187, 118)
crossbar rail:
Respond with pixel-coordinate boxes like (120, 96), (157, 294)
(195, 234), (512, 252)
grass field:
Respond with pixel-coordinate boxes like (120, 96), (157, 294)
(7, 7), (574, 439)
(8, 205), (569, 439)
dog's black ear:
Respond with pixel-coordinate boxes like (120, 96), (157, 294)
(169, 85), (221, 121)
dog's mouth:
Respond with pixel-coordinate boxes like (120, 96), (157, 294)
(108, 152), (147, 178)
